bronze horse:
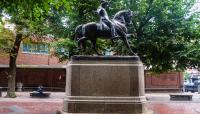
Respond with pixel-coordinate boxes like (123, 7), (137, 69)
(74, 10), (135, 55)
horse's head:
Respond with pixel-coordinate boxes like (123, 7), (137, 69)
(124, 9), (133, 26)
(113, 10), (133, 26)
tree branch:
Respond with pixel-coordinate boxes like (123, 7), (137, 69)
(137, 0), (154, 36)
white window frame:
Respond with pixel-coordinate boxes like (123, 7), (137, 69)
(22, 42), (49, 55)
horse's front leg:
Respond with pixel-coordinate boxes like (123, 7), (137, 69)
(110, 39), (115, 46)
(126, 34), (135, 38)
(91, 40), (101, 55)
(120, 32), (136, 56)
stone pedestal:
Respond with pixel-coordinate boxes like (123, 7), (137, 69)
(63, 56), (147, 114)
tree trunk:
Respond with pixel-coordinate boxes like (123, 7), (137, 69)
(6, 34), (22, 98)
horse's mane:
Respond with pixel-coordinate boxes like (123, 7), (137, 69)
(113, 10), (129, 24)
(113, 10), (127, 20)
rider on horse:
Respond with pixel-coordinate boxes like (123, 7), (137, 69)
(97, 0), (118, 39)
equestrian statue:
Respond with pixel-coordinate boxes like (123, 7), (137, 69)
(74, 0), (135, 55)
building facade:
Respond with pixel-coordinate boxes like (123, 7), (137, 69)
(0, 39), (183, 91)
(0, 38), (66, 91)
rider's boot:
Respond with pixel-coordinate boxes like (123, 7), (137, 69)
(111, 26), (118, 40)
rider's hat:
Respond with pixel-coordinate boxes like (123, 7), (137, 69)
(100, 0), (108, 5)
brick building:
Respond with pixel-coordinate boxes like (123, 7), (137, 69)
(0, 37), (66, 91)
(0, 37), (183, 91)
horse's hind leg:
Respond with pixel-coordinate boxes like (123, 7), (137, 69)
(77, 37), (87, 50)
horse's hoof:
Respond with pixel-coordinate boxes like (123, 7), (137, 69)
(132, 53), (138, 56)
(96, 53), (103, 56)
(77, 48), (82, 51)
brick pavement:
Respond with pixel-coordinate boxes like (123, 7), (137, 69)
(146, 92), (200, 114)
(0, 102), (62, 114)
(0, 92), (200, 114)
(0, 92), (64, 114)
(147, 102), (200, 114)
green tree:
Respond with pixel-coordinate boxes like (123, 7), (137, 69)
(51, 0), (113, 58)
(125, 0), (200, 73)
(53, 0), (200, 73)
(0, 23), (14, 56)
(0, 0), (66, 97)
(184, 72), (190, 80)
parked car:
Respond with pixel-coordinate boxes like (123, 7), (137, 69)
(184, 77), (200, 92)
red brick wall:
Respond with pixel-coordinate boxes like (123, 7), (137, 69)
(0, 68), (184, 91)
(0, 68), (66, 88)
(0, 55), (9, 65)
(0, 68), (8, 86)
(145, 72), (183, 90)
(0, 48), (66, 65)
(0, 46), (184, 91)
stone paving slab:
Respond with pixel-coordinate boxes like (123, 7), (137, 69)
(0, 92), (200, 114)
(0, 92), (64, 114)
(147, 102), (200, 114)
(0, 102), (62, 114)
(146, 92), (200, 114)
(1, 102), (200, 114)
(0, 92), (65, 102)
(0, 105), (28, 114)
(146, 92), (200, 102)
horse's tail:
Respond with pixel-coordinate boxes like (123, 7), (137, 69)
(73, 24), (84, 41)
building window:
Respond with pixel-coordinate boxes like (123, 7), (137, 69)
(22, 43), (49, 54)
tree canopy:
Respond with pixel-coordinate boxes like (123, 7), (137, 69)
(0, 23), (14, 55)
(0, 0), (68, 97)
(0, 0), (200, 74)
(50, 0), (200, 73)
(125, 0), (200, 72)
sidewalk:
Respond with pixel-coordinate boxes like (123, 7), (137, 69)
(146, 92), (200, 102)
(146, 92), (200, 114)
(0, 92), (64, 114)
(0, 92), (200, 114)
(0, 92), (65, 102)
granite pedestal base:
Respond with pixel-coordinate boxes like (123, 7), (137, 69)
(63, 56), (147, 113)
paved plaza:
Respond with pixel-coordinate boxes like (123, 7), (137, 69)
(146, 93), (200, 114)
(0, 92), (200, 114)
